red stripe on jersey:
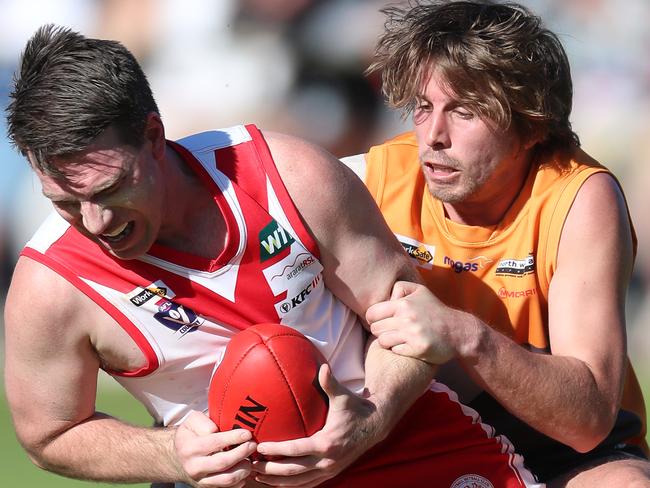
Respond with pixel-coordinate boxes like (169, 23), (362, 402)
(57, 214), (285, 322)
(148, 140), (240, 273)
(21, 247), (159, 377)
(38, 227), (144, 294)
(211, 139), (269, 210)
(40, 226), (279, 332)
(245, 124), (320, 259)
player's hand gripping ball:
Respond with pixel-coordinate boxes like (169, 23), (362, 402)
(208, 323), (329, 446)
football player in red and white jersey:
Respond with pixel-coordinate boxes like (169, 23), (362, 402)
(5, 24), (539, 488)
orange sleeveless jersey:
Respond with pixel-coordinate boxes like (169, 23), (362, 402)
(365, 131), (648, 452)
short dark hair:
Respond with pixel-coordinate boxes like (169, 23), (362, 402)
(6, 24), (159, 174)
(367, 0), (579, 156)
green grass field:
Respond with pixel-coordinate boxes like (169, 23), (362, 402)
(2, 371), (650, 487)
(0, 376), (152, 488)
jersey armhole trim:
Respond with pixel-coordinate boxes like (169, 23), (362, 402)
(340, 154), (366, 182)
(20, 247), (160, 377)
(539, 167), (607, 297)
(364, 145), (388, 207)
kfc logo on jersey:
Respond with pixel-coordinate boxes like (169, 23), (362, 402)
(495, 254), (535, 276)
(395, 234), (436, 270)
(126, 280), (176, 307)
(277, 274), (322, 315)
(154, 301), (204, 336)
(259, 220), (295, 262)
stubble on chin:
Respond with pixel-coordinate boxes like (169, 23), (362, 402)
(424, 173), (483, 204)
(427, 183), (461, 203)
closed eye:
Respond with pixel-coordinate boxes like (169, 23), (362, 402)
(93, 183), (120, 200)
(453, 108), (474, 120)
(91, 173), (127, 202)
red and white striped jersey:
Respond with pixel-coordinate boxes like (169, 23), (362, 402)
(22, 124), (366, 426)
(21, 125), (542, 487)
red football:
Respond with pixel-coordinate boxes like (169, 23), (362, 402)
(208, 323), (329, 444)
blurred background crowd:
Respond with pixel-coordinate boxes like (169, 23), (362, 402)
(1, 0), (649, 377)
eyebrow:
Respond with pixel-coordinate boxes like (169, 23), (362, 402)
(42, 170), (127, 202)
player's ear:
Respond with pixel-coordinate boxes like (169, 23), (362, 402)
(522, 125), (545, 150)
(143, 112), (166, 159)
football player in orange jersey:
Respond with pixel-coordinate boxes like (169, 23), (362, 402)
(360, 1), (650, 486)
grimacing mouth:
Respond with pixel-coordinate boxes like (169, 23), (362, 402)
(101, 221), (133, 242)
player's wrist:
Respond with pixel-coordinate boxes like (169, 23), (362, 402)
(168, 425), (195, 485)
(455, 312), (488, 362)
(350, 388), (395, 445)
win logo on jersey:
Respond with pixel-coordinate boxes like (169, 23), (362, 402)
(260, 220), (295, 262)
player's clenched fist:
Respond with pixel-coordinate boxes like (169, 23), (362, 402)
(174, 410), (258, 487)
(366, 281), (476, 365)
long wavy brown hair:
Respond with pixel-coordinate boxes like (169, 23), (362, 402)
(367, 0), (579, 158)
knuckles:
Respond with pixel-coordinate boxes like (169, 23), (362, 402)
(317, 457), (337, 472)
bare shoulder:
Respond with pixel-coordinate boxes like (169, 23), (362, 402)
(7, 257), (76, 324)
(259, 131), (417, 315)
(561, 171), (631, 253)
(555, 170), (633, 288)
(261, 130), (357, 192)
(4, 256), (96, 362)
(5, 256), (143, 372)
(262, 131), (331, 163)
(260, 130), (369, 238)
(261, 130), (320, 155)
(569, 171), (628, 223)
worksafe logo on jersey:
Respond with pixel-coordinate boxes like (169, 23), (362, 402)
(260, 220), (295, 262)
(495, 254), (535, 277)
(127, 280), (176, 307)
(278, 274), (322, 314)
(450, 474), (494, 488)
(395, 234), (436, 270)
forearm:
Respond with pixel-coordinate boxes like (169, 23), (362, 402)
(29, 413), (184, 484)
(463, 313), (620, 451)
(363, 336), (436, 438)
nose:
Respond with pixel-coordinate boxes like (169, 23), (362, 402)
(423, 112), (451, 149)
(79, 201), (109, 235)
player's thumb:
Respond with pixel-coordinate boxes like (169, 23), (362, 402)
(390, 280), (420, 300)
(317, 362), (346, 401)
(184, 410), (219, 435)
